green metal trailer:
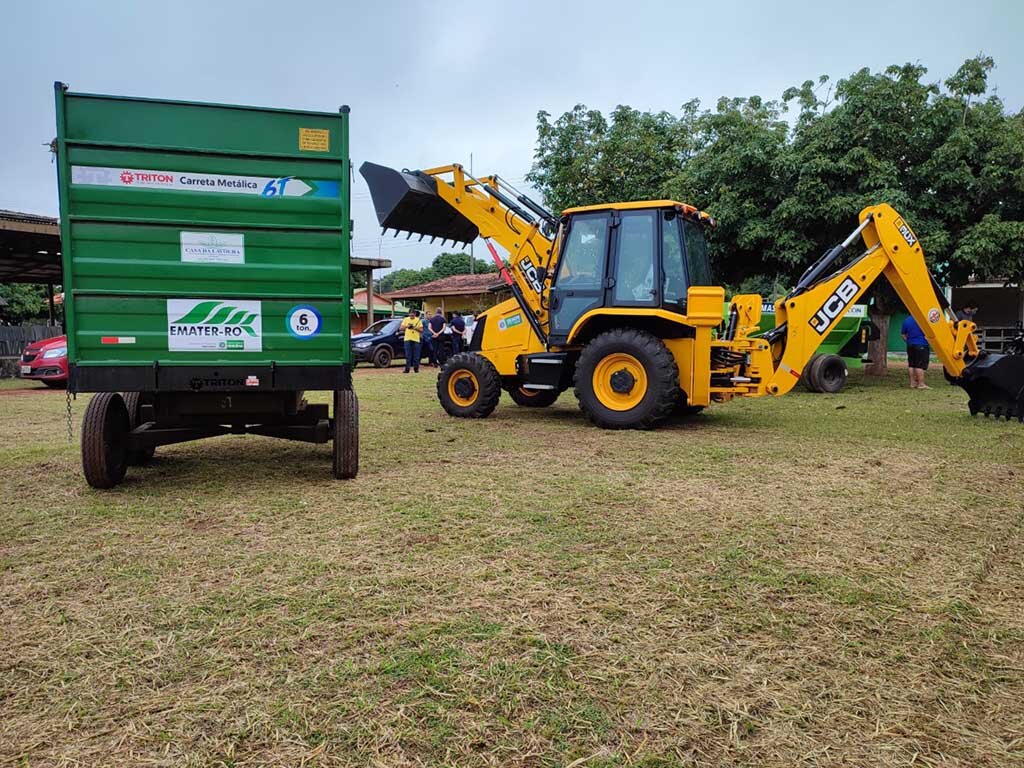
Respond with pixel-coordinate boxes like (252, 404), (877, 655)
(723, 300), (876, 393)
(53, 83), (357, 487)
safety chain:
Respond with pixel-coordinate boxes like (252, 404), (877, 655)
(66, 389), (74, 441)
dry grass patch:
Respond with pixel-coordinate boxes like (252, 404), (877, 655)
(1, 366), (1022, 766)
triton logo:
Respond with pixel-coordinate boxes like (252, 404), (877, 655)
(809, 277), (859, 335)
(189, 377), (246, 391)
(120, 171), (134, 184)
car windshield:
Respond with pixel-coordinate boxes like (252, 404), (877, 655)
(364, 319), (400, 335)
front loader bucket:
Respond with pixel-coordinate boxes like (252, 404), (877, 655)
(359, 162), (479, 246)
(955, 352), (1024, 421)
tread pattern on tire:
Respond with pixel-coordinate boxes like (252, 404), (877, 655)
(437, 353), (501, 419)
(81, 392), (129, 489)
(508, 386), (560, 408)
(574, 328), (679, 429)
(814, 354), (847, 394)
(122, 391), (155, 465)
(333, 389), (359, 479)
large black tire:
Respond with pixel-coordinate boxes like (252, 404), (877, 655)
(122, 391), (156, 466)
(332, 389), (359, 479)
(372, 345), (393, 368)
(810, 354), (848, 394)
(508, 386), (560, 408)
(437, 353), (501, 418)
(800, 353), (822, 391)
(81, 392), (130, 489)
(574, 328), (679, 429)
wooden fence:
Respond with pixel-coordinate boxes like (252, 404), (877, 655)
(0, 325), (60, 358)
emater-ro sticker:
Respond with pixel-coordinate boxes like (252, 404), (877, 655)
(71, 166), (340, 198)
(167, 299), (263, 352)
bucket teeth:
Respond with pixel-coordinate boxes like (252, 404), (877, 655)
(957, 352), (1024, 424)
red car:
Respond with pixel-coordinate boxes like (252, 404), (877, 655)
(20, 334), (68, 387)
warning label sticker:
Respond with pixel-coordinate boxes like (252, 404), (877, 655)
(299, 127), (330, 152)
(71, 166), (339, 198)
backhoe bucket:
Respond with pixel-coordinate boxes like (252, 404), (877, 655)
(955, 352), (1024, 421)
(359, 162), (479, 246)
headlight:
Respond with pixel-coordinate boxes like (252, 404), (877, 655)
(353, 341), (371, 349)
(43, 347), (67, 359)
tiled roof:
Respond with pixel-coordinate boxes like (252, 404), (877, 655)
(382, 272), (505, 299)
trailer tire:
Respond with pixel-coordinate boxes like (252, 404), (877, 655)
(575, 328), (679, 429)
(372, 345), (392, 368)
(332, 389), (359, 479)
(508, 386), (560, 408)
(811, 354), (848, 394)
(801, 354), (823, 391)
(437, 353), (501, 418)
(81, 392), (130, 489)
(122, 392), (155, 465)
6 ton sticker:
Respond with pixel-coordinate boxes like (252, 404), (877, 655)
(809, 277), (859, 335)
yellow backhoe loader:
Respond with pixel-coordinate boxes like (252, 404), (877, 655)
(361, 161), (1024, 429)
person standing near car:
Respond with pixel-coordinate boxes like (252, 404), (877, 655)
(901, 314), (930, 390)
(450, 311), (466, 355)
(427, 308), (447, 367)
(400, 309), (424, 374)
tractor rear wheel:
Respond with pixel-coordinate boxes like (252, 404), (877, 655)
(332, 389), (359, 479)
(437, 353), (501, 418)
(508, 386), (560, 408)
(122, 391), (156, 466)
(81, 392), (130, 489)
(574, 329), (679, 429)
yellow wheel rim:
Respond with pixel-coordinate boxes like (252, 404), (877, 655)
(592, 352), (647, 411)
(448, 369), (480, 407)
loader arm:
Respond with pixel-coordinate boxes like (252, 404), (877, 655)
(360, 162), (556, 341)
(731, 203), (1023, 419)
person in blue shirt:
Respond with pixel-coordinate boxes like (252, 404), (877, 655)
(901, 315), (930, 389)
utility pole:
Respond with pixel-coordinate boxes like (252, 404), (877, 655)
(469, 152), (474, 274)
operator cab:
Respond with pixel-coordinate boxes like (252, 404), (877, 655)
(547, 201), (714, 344)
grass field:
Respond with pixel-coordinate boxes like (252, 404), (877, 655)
(2, 366), (1023, 767)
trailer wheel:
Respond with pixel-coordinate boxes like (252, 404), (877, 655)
(508, 386), (560, 408)
(332, 389), (359, 479)
(81, 392), (130, 489)
(122, 392), (155, 465)
(811, 354), (848, 394)
(372, 345), (392, 368)
(801, 354), (822, 391)
(575, 328), (679, 429)
(437, 353), (501, 418)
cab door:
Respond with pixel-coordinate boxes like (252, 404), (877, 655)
(548, 212), (610, 344)
(607, 210), (659, 308)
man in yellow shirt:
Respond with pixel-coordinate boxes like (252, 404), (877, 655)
(400, 309), (424, 373)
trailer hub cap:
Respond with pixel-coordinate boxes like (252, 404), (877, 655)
(593, 353), (647, 411)
(449, 370), (479, 406)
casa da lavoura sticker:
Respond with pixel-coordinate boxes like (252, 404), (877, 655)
(167, 299), (263, 352)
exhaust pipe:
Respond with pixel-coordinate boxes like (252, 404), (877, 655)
(359, 162), (479, 245)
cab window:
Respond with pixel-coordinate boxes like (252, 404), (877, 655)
(555, 213), (607, 289)
(613, 211), (657, 305)
(683, 219), (713, 286)
(662, 212), (686, 307)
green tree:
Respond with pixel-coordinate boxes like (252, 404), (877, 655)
(431, 251), (496, 278)
(0, 284), (52, 324)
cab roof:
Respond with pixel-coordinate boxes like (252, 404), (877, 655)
(561, 199), (714, 224)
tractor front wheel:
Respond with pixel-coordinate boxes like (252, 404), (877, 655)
(437, 353), (501, 418)
(574, 329), (679, 429)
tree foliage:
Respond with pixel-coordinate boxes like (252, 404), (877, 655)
(0, 284), (53, 325)
(527, 56), (1024, 290)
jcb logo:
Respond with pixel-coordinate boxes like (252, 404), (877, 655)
(809, 277), (859, 335)
(894, 217), (917, 247)
(517, 257), (544, 295)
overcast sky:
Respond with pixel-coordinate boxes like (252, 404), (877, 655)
(2, 0), (1021, 273)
